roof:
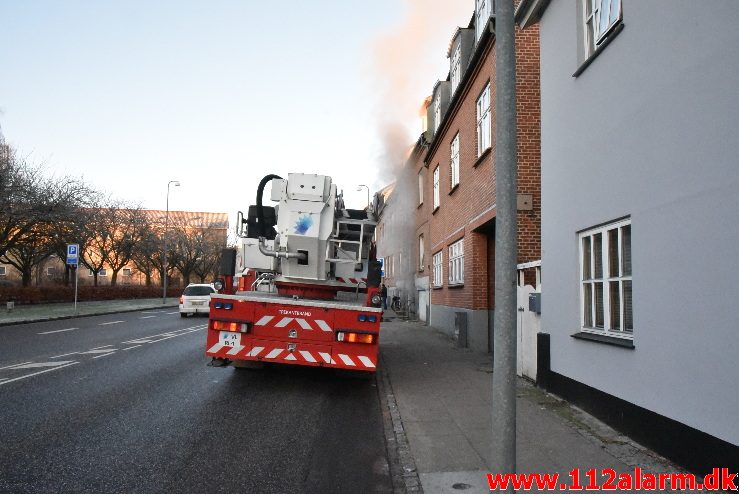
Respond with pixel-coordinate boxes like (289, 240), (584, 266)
(144, 210), (229, 229)
(515, 0), (551, 28)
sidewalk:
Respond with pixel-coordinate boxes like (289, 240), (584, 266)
(379, 316), (714, 493)
(0, 298), (179, 326)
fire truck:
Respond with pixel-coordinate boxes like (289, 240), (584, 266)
(205, 173), (383, 373)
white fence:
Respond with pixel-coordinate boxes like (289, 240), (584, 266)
(516, 261), (541, 381)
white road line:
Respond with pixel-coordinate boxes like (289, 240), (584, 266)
(166, 311), (179, 314)
(139, 316), (156, 319)
(10, 361), (74, 369)
(38, 327), (78, 335)
(0, 362), (79, 387)
(92, 352), (115, 359)
(80, 349), (118, 354)
(122, 339), (152, 344)
(122, 345), (142, 351)
(0, 361), (31, 370)
(91, 345), (113, 350)
(51, 352), (79, 359)
(99, 320), (124, 326)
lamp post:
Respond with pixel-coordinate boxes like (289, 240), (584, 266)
(357, 185), (370, 210)
(163, 180), (180, 303)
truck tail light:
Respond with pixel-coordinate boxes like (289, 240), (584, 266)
(179, 296), (184, 304)
(212, 320), (248, 333)
(336, 331), (375, 344)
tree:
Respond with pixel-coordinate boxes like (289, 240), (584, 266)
(193, 231), (226, 283)
(171, 227), (202, 285)
(0, 225), (56, 286)
(131, 224), (161, 287)
(101, 205), (147, 286)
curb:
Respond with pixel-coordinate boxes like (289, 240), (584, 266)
(0, 304), (179, 327)
(377, 353), (423, 494)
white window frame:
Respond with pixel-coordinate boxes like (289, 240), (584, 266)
(477, 85), (491, 157)
(475, 0), (492, 42)
(90, 268), (108, 277)
(433, 166), (440, 209)
(584, 0), (622, 57)
(0, 266), (6, 276)
(418, 170), (424, 206)
(122, 268), (132, 277)
(432, 251), (443, 287)
(46, 267), (55, 276)
(450, 44), (461, 94)
(448, 238), (464, 285)
(418, 235), (425, 271)
(579, 218), (632, 339)
(433, 94), (441, 133)
(450, 133), (460, 188)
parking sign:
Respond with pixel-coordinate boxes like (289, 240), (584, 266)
(67, 244), (79, 266)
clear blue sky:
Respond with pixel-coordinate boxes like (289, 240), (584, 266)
(0, 0), (472, 221)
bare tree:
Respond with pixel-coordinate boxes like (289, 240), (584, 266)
(193, 230), (226, 283)
(131, 224), (161, 286)
(171, 227), (201, 285)
(0, 225), (56, 286)
(101, 205), (148, 286)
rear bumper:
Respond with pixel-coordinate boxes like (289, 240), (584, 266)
(206, 334), (378, 372)
(180, 306), (210, 315)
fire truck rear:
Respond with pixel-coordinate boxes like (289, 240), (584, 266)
(206, 173), (383, 372)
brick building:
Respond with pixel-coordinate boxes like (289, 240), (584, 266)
(380, 0), (541, 352)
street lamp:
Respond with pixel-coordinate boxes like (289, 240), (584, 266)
(357, 185), (370, 210)
(163, 180), (180, 303)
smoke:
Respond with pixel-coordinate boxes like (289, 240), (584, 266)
(369, 0), (471, 299)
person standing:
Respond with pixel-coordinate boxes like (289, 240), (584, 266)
(380, 283), (388, 310)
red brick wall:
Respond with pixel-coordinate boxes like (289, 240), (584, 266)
(419, 24), (541, 310)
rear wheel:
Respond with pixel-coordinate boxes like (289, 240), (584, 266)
(232, 360), (265, 370)
(180, 313), (187, 318)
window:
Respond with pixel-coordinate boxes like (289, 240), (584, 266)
(450, 44), (461, 94)
(433, 95), (441, 133)
(584, 0), (622, 57)
(0, 266), (6, 276)
(418, 170), (424, 205)
(122, 268), (132, 277)
(580, 219), (632, 338)
(433, 166), (440, 209)
(448, 238), (464, 285)
(386, 255), (393, 278)
(476, 84), (491, 157)
(46, 267), (56, 276)
(432, 251), (443, 287)
(418, 235), (425, 271)
(450, 134), (460, 188)
(475, 0), (492, 42)
(89, 269), (108, 277)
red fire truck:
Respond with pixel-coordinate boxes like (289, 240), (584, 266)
(206, 173), (383, 372)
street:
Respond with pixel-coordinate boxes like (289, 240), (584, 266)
(0, 310), (392, 494)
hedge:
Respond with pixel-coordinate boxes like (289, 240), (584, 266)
(0, 286), (182, 305)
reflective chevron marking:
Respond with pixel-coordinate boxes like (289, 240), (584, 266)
(247, 346), (264, 357)
(358, 356), (375, 368)
(315, 320), (332, 332)
(255, 316), (274, 326)
(319, 352), (336, 364)
(296, 318), (312, 330)
(285, 353), (297, 361)
(299, 351), (317, 363)
(274, 317), (293, 328)
(338, 354), (355, 366)
(265, 348), (283, 359)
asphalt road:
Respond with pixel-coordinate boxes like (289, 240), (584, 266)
(0, 310), (392, 493)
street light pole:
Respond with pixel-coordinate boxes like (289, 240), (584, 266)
(163, 180), (180, 303)
(357, 185), (370, 210)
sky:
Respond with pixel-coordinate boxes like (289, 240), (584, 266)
(0, 0), (472, 227)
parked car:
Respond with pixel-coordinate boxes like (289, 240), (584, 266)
(179, 283), (216, 317)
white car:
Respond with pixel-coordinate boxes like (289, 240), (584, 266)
(179, 284), (216, 317)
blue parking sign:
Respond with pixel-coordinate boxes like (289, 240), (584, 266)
(67, 244), (79, 266)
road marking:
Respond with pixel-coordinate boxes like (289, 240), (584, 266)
(51, 352), (79, 359)
(139, 316), (156, 319)
(91, 345), (113, 350)
(122, 339), (152, 344)
(166, 311), (179, 314)
(38, 327), (78, 335)
(122, 345), (142, 351)
(80, 349), (118, 354)
(99, 320), (124, 326)
(0, 362), (79, 387)
(92, 352), (115, 359)
(9, 361), (75, 369)
(0, 361), (32, 370)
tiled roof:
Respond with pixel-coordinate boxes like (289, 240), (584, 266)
(144, 210), (229, 229)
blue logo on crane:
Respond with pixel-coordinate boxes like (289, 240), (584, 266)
(293, 215), (313, 235)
